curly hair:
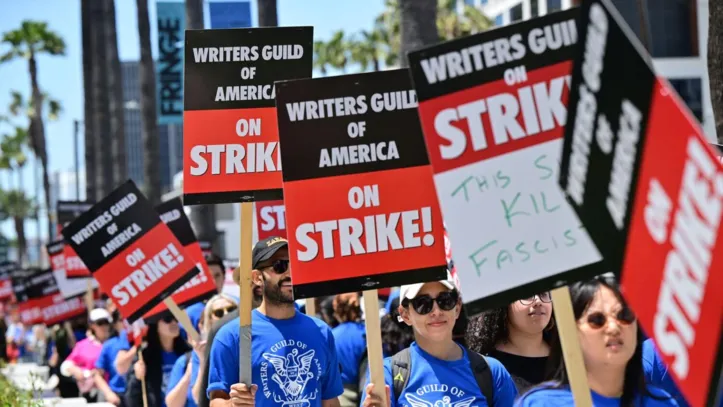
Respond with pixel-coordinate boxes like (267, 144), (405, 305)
(465, 303), (555, 356)
(332, 293), (362, 323)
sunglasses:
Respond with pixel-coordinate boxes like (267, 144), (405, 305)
(94, 320), (110, 327)
(161, 315), (178, 324)
(407, 291), (459, 315)
(262, 259), (289, 274)
(211, 305), (238, 319)
(519, 292), (552, 305)
(584, 308), (636, 329)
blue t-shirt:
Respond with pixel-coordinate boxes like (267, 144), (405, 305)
(207, 309), (344, 407)
(167, 352), (200, 407)
(331, 321), (367, 385)
(643, 339), (690, 407)
(162, 350), (181, 407)
(94, 330), (131, 393)
(360, 342), (518, 407)
(181, 302), (206, 340)
(515, 384), (678, 406)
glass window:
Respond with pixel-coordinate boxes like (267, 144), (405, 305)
(510, 4), (523, 22)
(547, 0), (562, 12)
(495, 14), (504, 26)
(668, 78), (703, 122)
(531, 0), (539, 17)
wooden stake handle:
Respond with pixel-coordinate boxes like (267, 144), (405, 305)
(239, 202), (254, 385)
(163, 297), (200, 342)
(305, 298), (316, 316)
(363, 290), (387, 407)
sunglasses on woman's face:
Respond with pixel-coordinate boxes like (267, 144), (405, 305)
(408, 291), (459, 315)
(519, 292), (552, 305)
(211, 305), (238, 319)
(94, 320), (110, 327)
(262, 259), (289, 274)
(161, 315), (178, 324)
(584, 308), (636, 329)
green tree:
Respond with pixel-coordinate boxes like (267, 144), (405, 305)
(0, 21), (65, 239)
(0, 190), (36, 266)
(0, 126), (29, 190)
(314, 30), (351, 75)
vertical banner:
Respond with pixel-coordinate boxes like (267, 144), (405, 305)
(406, 8), (603, 314)
(275, 69), (447, 298)
(61, 181), (199, 322)
(209, 1), (252, 29)
(558, 1), (723, 406)
(156, 1), (185, 125)
(182, 27), (314, 205)
(255, 200), (286, 239)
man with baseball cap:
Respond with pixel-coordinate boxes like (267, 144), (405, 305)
(207, 237), (343, 407)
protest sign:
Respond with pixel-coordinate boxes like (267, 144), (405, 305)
(24, 268), (86, 326)
(0, 261), (15, 301)
(61, 180), (199, 322)
(156, 1), (185, 125)
(276, 69), (447, 298)
(557, 1), (723, 405)
(13, 268), (43, 325)
(255, 200), (286, 239)
(183, 27), (314, 205)
(199, 241), (212, 256)
(407, 8), (603, 314)
(47, 240), (98, 299)
(143, 198), (217, 322)
(57, 200), (94, 228)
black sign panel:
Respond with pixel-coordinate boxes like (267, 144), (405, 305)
(156, 198), (196, 246)
(26, 268), (60, 300)
(11, 268), (32, 302)
(60, 180), (161, 272)
(276, 69), (430, 182)
(407, 8), (580, 103)
(57, 200), (95, 226)
(184, 26), (314, 111)
(0, 261), (17, 281)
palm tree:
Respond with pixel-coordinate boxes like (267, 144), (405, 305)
(257, 0), (278, 27)
(313, 31), (351, 75)
(135, 0), (161, 205)
(81, 0), (97, 201)
(0, 21), (65, 239)
(709, 0), (723, 143)
(185, 0), (220, 253)
(0, 189), (36, 266)
(0, 127), (29, 191)
(399, 0), (439, 67)
(437, 0), (492, 40)
(349, 30), (383, 72)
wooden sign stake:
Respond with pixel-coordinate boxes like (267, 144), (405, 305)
(239, 202), (254, 384)
(305, 298), (316, 316)
(551, 286), (593, 407)
(363, 289), (387, 407)
(163, 297), (200, 342)
(84, 279), (94, 313)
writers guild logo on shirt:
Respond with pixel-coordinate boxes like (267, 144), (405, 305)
(403, 385), (476, 407)
(260, 340), (323, 407)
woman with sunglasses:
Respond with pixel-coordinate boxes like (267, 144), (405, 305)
(361, 274), (518, 407)
(125, 315), (192, 407)
(166, 294), (239, 407)
(466, 292), (556, 393)
(516, 275), (677, 406)
(60, 308), (114, 402)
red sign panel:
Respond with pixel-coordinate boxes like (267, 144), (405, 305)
(558, 2), (723, 405)
(61, 181), (199, 323)
(256, 200), (287, 240)
(182, 27), (313, 205)
(276, 69), (447, 298)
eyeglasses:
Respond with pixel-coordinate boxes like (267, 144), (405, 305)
(262, 259), (289, 274)
(407, 291), (459, 315)
(161, 315), (178, 324)
(584, 308), (636, 329)
(519, 292), (552, 305)
(211, 305), (238, 319)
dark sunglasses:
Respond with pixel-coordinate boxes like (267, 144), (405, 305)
(94, 319), (110, 327)
(161, 315), (178, 324)
(262, 259), (289, 274)
(211, 305), (238, 319)
(584, 308), (636, 329)
(407, 291), (459, 315)
(520, 292), (552, 305)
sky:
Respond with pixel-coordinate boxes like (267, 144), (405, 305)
(0, 0), (385, 242)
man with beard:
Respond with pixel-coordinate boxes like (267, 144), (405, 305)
(207, 237), (343, 407)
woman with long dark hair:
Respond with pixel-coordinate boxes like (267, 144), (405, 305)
(466, 292), (556, 392)
(515, 275), (677, 407)
(124, 316), (191, 407)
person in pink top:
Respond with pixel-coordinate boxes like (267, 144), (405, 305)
(60, 308), (113, 402)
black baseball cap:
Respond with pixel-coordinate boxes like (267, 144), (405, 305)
(252, 237), (288, 269)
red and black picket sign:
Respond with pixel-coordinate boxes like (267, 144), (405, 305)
(47, 238), (91, 279)
(275, 69), (447, 298)
(256, 200), (286, 240)
(23, 268), (86, 326)
(0, 261), (16, 301)
(182, 27), (314, 205)
(143, 198), (217, 322)
(56, 200), (94, 236)
(60, 180), (199, 323)
(558, 1), (723, 405)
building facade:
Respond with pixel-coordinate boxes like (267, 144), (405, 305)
(121, 61), (184, 193)
(462, 0), (715, 142)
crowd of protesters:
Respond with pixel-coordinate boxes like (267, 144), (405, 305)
(0, 236), (719, 407)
